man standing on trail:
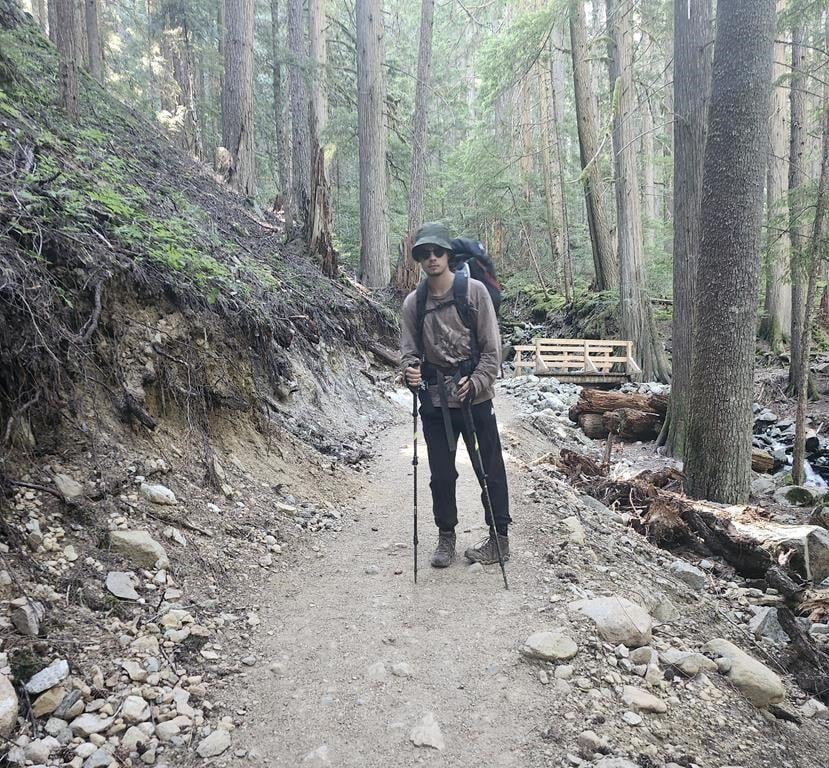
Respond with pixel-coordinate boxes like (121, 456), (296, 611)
(400, 222), (511, 569)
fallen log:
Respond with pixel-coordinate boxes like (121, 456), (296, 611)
(569, 389), (668, 422)
(578, 413), (609, 440)
(602, 408), (661, 441)
(751, 447), (774, 474)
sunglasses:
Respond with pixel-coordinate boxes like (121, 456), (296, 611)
(413, 246), (448, 262)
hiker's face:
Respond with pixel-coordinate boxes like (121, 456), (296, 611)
(417, 247), (449, 276)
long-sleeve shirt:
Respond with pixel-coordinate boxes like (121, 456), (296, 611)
(400, 278), (501, 408)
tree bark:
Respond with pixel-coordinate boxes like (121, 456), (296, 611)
(550, 26), (574, 302)
(356, 0), (390, 287)
(603, 408), (662, 441)
(307, 0), (336, 276)
(760, 17), (792, 351)
(221, 0), (256, 197)
(270, 0), (291, 206)
(54, 0), (80, 122)
(666, 0), (712, 458)
(685, 0), (775, 503)
(792, 14), (829, 487)
(84, 0), (102, 81)
(569, 0), (618, 291)
(539, 62), (564, 294)
(288, 0), (311, 226)
(789, 26), (807, 395)
(74, 0), (88, 70)
(607, 0), (669, 383)
(640, 94), (657, 254)
(395, 0), (434, 296)
(161, 12), (203, 159)
(570, 388), (668, 420)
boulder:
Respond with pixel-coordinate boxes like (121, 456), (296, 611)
(26, 659), (70, 694)
(571, 596), (652, 647)
(748, 607), (789, 644)
(669, 561), (708, 590)
(773, 486), (820, 507)
(520, 631), (579, 662)
(0, 673), (18, 737)
(69, 713), (114, 737)
(109, 530), (169, 570)
(139, 482), (177, 505)
(703, 638), (785, 707)
(730, 520), (829, 583)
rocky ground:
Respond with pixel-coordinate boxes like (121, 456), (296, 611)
(1, 371), (828, 768)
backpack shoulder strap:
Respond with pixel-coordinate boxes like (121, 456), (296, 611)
(415, 279), (429, 352)
(453, 271), (480, 362)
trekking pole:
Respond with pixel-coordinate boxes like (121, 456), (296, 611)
(411, 367), (420, 584)
(461, 400), (508, 590)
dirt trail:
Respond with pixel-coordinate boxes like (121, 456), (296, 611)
(225, 395), (558, 767)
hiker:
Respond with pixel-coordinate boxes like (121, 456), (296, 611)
(400, 222), (511, 569)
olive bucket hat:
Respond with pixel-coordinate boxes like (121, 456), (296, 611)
(412, 222), (453, 260)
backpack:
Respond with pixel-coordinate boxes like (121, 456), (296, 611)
(450, 237), (502, 315)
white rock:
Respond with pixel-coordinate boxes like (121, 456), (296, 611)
(106, 572), (139, 601)
(69, 713), (114, 737)
(571, 596), (652, 648)
(25, 737), (57, 763)
(301, 744), (331, 766)
(110, 530), (170, 569)
(83, 748), (114, 768)
(54, 473), (85, 501)
(121, 695), (150, 724)
(596, 759), (640, 768)
(622, 710), (643, 726)
(800, 698), (828, 719)
(520, 631), (579, 662)
(196, 729), (231, 758)
(139, 483), (177, 505)
(748, 607), (789, 643)
(26, 659), (70, 694)
(391, 662), (413, 678)
(0, 674), (18, 737)
(702, 638), (785, 707)
(121, 726), (149, 751)
(562, 516), (586, 545)
(366, 661), (387, 682)
(409, 711), (445, 750)
(154, 721), (180, 741)
(660, 649), (716, 677)
(621, 685), (667, 714)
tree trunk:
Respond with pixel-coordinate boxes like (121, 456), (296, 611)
(54, 0), (80, 121)
(666, 0), (712, 459)
(789, 27), (807, 395)
(84, 0), (102, 81)
(519, 75), (534, 204)
(221, 0), (256, 197)
(356, 0), (390, 287)
(550, 27), (574, 302)
(74, 0), (88, 70)
(309, 0), (327, 137)
(397, 0), (435, 296)
(48, 0), (56, 42)
(569, 0), (618, 291)
(307, 0), (336, 275)
(641, 95), (657, 254)
(760, 17), (792, 352)
(603, 408), (662, 441)
(161, 17), (203, 159)
(579, 413), (609, 440)
(685, 0), (775, 503)
(792, 14), (829, 487)
(36, 0), (47, 34)
(270, 0), (291, 206)
(288, 0), (310, 226)
(539, 62), (564, 294)
(570, 388), (668, 420)
(607, 0), (669, 383)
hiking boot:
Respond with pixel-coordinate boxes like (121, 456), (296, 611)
(464, 533), (510, 565)
(430, 531), (456, 568)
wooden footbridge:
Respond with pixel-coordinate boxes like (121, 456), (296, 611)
(512, 338), (641, 385)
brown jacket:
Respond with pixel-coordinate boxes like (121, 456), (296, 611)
(400, 278), (501, 407)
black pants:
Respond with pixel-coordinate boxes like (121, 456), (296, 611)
(420, 399), (511, 535)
